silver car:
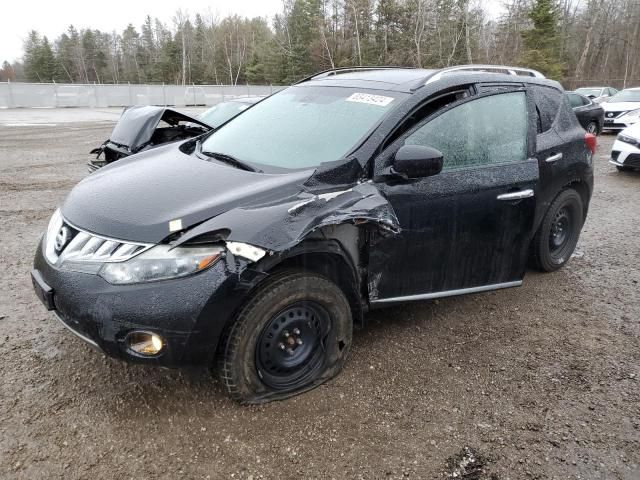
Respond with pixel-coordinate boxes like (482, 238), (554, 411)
(575, 86), (618, 104)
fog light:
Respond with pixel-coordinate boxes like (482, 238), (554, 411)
(126, 331), (165, 356)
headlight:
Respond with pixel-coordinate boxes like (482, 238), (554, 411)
(621, 108), (640, 121)
(44, 208), (64, 264)
(617, 133), (639, 146)
(99, 245), (223, 284)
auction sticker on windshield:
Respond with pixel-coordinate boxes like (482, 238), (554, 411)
(346, 93), (395, 107)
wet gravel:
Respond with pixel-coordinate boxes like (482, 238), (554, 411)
(0, 119), (638, 479)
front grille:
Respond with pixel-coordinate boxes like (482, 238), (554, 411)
(604, 122), (627, 129)
(60, 228), (149, 262)
(45, 215), (152, 266)
(605, 111), (626, 118)
(623, 154), (640, 168)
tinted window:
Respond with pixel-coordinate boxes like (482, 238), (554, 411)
(567, 93), (583, 108)
(201, 86), (407, 169)
(532, 86), (563, 133)
(405, 92), (527, 171)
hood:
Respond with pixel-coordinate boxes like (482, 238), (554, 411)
(602, 102), (640, 112)
(62, 142), (315, 243)
(621, 122), (640, 139)
(109, 106), (211, 152)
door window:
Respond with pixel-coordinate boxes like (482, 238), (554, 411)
(567, 93), (583, 108)
(531, 86), (564, 132)
(404, 92), (528, 171)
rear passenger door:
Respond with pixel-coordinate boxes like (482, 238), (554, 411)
(369, 90), (539, 302)
(530, 85), (582, 223)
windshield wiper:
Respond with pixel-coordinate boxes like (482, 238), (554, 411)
(196, 140), (260, 172)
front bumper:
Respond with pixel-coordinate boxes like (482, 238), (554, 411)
(32, 238), (259, 367)
(603, 117), (638, 131)
(610, 139), (640, 169)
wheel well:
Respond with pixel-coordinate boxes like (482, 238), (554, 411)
(267, 251), (365, 327)
(563, 180), (590, 221)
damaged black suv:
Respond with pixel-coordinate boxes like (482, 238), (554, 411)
(32, 65), (595, 403)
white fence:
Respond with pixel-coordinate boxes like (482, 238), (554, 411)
(0, 82), (286, 108)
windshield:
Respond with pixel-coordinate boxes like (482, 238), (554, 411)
(575, 88), (603, 97)
(608, 89), (640, 103)
(199, 101), (253, 128)
(201, 86), (406, 169)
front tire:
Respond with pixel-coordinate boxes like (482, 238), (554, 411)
(616, 165), (632, 172)
(217, 270), (352, 404)
(530, 189), (584, 272)
(586, 121), (598, 135)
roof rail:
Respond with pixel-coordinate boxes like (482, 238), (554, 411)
(294, 66), (418, 85)
(425, 64), (545, 84)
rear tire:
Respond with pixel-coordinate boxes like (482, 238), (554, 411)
(530, 189), (584, 272)
(217, 270), (352, 404)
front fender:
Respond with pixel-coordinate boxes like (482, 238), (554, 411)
(173, 182), (400, 253)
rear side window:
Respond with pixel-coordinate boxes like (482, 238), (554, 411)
(567, 93), (582, 108)
(532, 86), (563, 133)
(405, 92), (527, 171)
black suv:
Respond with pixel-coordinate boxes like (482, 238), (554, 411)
(32, 65), (595, 403)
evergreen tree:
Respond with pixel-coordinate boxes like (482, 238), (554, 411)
(519, 0), (564, 79)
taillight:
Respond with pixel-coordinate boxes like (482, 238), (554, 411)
(585, 133), (597, 154)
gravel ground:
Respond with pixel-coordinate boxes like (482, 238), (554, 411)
(0, 114), (638, 480)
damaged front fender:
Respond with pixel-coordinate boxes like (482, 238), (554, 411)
(174, 182), (401, 255)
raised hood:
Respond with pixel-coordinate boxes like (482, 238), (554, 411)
(108, 106), (211, 152)
(62, 142), (314, 243)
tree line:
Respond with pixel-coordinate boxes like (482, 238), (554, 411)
(1, 0), (639, 89)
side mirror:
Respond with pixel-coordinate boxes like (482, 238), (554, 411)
(392, 145), (443, 178)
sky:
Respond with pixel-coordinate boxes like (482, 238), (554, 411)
(1, 0), (504, 64)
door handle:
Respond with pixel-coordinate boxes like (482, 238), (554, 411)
(497, 189), (534, 201)
(545, 153), (563, 163)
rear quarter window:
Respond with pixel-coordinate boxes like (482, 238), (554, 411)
(532, 86), (564, 133)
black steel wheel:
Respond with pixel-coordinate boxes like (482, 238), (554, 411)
(530, 188), (584, 272)
(256, 301), (331, 390)
(217, 270), (352, 404)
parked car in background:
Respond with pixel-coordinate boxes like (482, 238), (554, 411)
(602, 87), (640, 131)
(89, 98), (262, 171)
(198, 97), (263, 128)
(566, 91), (604, 134)
(575, 86), (618, 104)
(33, 65), (595, 404)
(610, 123), (640, 171)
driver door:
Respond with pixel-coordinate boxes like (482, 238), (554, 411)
(369, 90), (539, 303)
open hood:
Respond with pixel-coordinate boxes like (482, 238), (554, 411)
(89, 106), (212, 171)
(109, 106), (211, 152)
